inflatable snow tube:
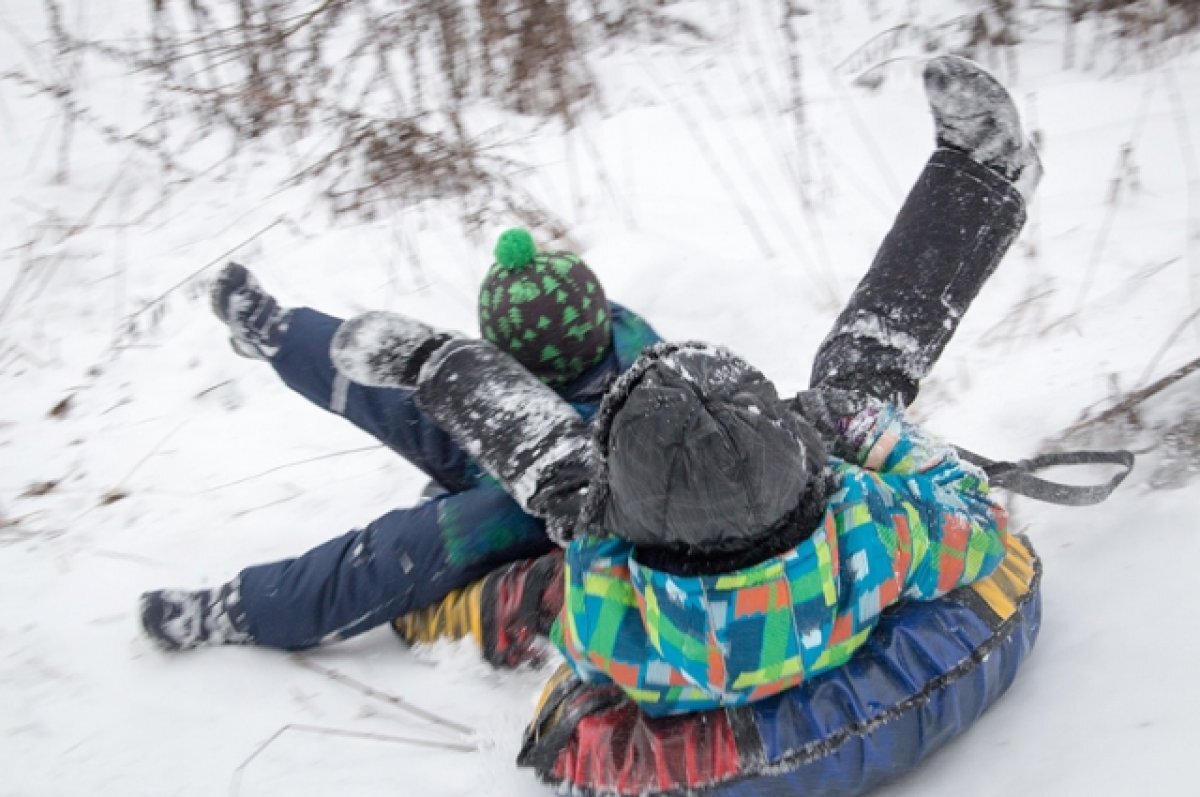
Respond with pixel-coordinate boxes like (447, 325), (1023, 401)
(518, 533), (1041, 797)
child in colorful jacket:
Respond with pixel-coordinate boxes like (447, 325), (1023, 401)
(549, 343), (1008, 714)
(326, 55), (1039, 715)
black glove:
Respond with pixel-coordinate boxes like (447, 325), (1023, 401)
(788, 387), (879, 457)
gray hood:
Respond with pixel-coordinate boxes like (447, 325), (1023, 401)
(581, 342), (828, 563)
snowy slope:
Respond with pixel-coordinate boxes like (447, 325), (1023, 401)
(2, 1), (1199, 795)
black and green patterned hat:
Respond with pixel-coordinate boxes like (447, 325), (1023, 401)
(478, 228), (613, 385)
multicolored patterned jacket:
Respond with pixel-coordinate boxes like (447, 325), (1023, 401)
(552, 402), (1009, 717)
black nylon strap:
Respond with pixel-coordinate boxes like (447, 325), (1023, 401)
(956, 447), (1135, 507)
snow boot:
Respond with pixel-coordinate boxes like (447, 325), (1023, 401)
(211, 263), (290, 359)
(477, 550), (564, 667)
(393, 550), (565, 668)
(923, 55), (1042, 202)
(139, 580), (253, 651)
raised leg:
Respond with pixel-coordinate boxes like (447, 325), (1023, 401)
(212, 263), (478, 491)
(269, 307), (479, 492)
(810, 56), (1040, 406)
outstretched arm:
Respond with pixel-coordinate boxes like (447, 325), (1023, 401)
(331, 311), (594, 544)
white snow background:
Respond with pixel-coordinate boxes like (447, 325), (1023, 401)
(2, 1), (1199, 795)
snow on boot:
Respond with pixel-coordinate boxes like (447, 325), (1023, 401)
(139, 581), (252, 651)
(330, 310), (459, 388)
(923, 55), (1042, 202)
(211, 262), (290, 359)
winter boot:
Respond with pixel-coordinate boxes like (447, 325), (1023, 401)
(211, 262), (290, 360)
(478, 550), (564, 667)
(923, 55), (1042, 202)
(139, 580), (253, 651)
(393, 550), (565, 668)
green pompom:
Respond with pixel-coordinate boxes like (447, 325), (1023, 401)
(494, 228), (537, 272)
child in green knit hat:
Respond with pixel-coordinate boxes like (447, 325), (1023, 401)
(140, 228), (661, 653)
(479, 228), (613, 385)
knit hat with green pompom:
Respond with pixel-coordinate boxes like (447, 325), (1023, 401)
(478, 228), (613, 385)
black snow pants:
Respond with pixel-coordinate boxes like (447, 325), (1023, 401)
(810, 147), (1026, 406)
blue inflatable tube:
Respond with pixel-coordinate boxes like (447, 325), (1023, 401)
(519, 534), (1041, 797)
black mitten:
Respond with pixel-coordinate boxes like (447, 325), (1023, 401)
(788, 387), (880, 458)
(415, 340), (594, 545)
(332, 312), (593, 545)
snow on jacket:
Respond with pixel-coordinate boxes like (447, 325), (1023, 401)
(552, 400), (1009, 717)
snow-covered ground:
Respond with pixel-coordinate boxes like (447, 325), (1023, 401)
(2, 1), (1199, 795)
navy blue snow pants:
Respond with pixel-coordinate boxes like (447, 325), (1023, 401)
(236, 308), (553, 649)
